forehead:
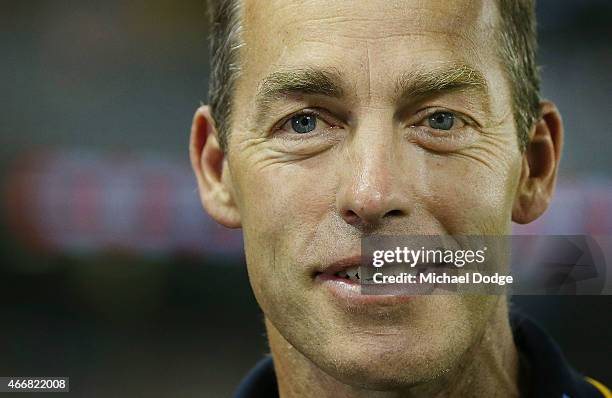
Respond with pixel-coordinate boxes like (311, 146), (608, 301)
(234, 0), (502, 114)
(243, 0), (495, 41)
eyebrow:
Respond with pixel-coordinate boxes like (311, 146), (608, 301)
(253, 62), (490, 127)
(254, 67), (345, 125)
(394, 63), (490, 109)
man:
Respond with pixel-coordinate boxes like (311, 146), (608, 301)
(190, 0), (611, 397)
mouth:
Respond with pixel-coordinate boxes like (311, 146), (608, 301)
(313, 256), (416, 305)
(314, 256), (362, 285)
(316, 265), (362, 285)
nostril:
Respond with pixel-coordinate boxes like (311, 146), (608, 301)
(341, 209), (362, 225)
(341, 208), (404, 226)
(385, 209), (404, 217)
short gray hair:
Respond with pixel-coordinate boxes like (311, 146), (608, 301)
(206, 0), (540, 152)
(206, 0), (243, 151)
(496, 0), (541, 151)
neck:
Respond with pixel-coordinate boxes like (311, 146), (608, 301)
(267, 297), (520, 398)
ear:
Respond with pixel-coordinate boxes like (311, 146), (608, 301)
(512, 100), (564, 224)
(189, 105), (241, 228)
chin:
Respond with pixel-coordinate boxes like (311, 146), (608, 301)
(314, 338), (458, 390)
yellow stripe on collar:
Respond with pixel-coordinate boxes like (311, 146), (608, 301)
(586, 377), (612, 398)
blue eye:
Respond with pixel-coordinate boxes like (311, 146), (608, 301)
(290, 114), (317, 134)
(428, 112), (455, 130)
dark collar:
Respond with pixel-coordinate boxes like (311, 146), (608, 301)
(234, 310), (606, 398)
(234, 353), (278, 398)
(510, 310), (604, 397)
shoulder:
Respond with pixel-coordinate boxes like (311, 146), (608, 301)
(510, 310), (610, 398)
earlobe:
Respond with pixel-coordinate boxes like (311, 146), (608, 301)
(512, 101), (563, 224)
(190, 105), (242, 228)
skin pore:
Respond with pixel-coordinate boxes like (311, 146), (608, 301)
(190, 0), (563, 397)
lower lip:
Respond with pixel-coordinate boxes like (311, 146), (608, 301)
(314, 273), (416, 305)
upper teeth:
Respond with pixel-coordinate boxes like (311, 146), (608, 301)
(335, 266), (360, 280)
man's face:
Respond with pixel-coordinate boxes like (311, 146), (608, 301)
(225, 0), (521, 387)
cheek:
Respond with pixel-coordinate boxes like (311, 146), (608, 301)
(420, 154), (519, 234)
(240, 160), (335, 237)
(234, 158), (337, 300)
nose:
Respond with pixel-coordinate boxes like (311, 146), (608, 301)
(337, 139), (412, 228)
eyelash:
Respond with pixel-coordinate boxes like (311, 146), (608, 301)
(273, 107), (476, 136)
(274, 108), (338, 136)
(411, 108), (474, 129)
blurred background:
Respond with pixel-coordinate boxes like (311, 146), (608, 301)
(1, 0), (610, 396)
